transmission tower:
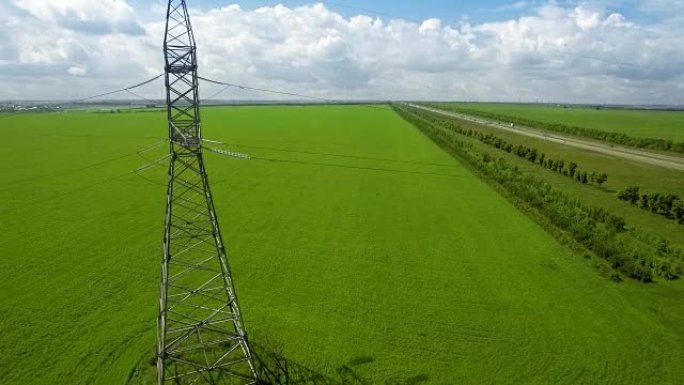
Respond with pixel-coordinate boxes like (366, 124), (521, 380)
(156, 1), (258, 384)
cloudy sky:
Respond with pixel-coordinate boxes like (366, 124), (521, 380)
(1, 0), (683, 104)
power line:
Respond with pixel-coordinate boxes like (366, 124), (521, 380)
(203, 142), (472, 178)
(2, 143), (169, 215)
(0, 170), (135, 216)
(1, 139), (167, 186)
(134, 170), (167, 187)
(202, 83), (234, 101)
(199, 76), (336, 102)
(197, 76), (392, 110)
(135, 154), (171, 174)
(203, 138), (456, 168)
(125, 88), (161, 106)
(249, 155), (474, 177)
(133, 140), (472, 187)
(0, 74), (164, 119)
(133, 152), (171, 186)
(68, 74), (164, 105)
(137, 139), (168, 167)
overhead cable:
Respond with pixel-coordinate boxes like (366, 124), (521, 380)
(197, 76), (391, 110)
(202, 138), (455, 168)
(0, 74), (165, 120)
(68, 74), (164, 105)
(203, 139), (470, 178)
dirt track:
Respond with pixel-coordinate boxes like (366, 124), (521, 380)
(408, 104), (684, 172)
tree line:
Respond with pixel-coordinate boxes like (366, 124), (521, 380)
(412, 107), (609, 187)
(425, 103), (684, 154)
(618, 187), (684, 224)
(393, 104), (682, 282)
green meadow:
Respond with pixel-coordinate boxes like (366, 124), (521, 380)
(1, 106), (682, 384)
(437, 102), (684, 142)
(417, 107), (684, 248)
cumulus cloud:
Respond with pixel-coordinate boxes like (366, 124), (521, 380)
(12, 0), (145, 35)
(0, 0), (158, 99)
(0, 1), (682, 104)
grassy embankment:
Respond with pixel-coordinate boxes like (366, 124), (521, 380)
(415, 104), (684, 246)
(428, 102), (684, 152)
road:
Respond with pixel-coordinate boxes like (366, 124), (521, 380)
(408, 104), (684, 172)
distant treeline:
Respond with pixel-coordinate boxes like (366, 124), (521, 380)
(94, 108), (162, 114)
(412, 108), (609, 188)
(618, 187), (684, 224)
(425, 103), (684, 154)
(394, 104), (682, 282)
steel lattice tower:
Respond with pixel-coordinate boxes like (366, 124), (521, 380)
(157, 1), (258, 384)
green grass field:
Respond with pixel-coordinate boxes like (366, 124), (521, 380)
(437, 103), (684, 142)
(417, 108), (684, 248)
(1, 106), (683, 384)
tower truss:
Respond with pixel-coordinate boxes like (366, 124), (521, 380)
(156, 1), (258, 384)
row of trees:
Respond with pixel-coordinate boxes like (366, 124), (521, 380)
(618, 187), (684, 224)
(425, 103), (684, 154)
(394, 104), (682, 282)
(412, 108), (609, 187)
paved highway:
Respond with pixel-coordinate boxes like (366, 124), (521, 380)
(408, 104), (684, 172)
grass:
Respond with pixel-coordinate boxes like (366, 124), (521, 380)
(0, 106), (682, 384)
(416, 109), (684, 248)
(435, 102), (684, 142)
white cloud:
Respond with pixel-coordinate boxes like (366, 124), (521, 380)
(12, 0), (144, 35)
(0, 1), (682, 104)
(67, 66), (87, 76)
(573, 6), (602, 30)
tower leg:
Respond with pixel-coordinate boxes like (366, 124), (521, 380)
(157, 153), (258, 384)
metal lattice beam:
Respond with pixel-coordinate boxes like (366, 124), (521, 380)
(157, 1), (258, 384)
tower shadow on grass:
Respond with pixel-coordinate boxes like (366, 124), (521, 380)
(251, 342), (429, 385)
(252, 342), (354, 385)
(127, 341), (429, 385)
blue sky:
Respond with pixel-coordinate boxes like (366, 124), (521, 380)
(135, 0), (658, 24)
(198, 0), (524, 22)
